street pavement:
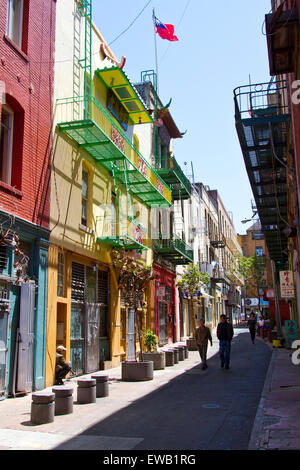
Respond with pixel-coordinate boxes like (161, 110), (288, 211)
(0, 325), (276, 451)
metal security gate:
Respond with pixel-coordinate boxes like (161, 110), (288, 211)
(0, 282), (10, 398)
(71, 263), (110, 376)
(158, 302), (168, 345)
(17, 283), (35, 393)
(98, 270), (110, 364)
(71, 262), (85, 376)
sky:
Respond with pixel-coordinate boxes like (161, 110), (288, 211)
(93, 0), (272, 235)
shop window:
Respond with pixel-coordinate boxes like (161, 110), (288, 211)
(107, 89), (129, 131)
(256, 246), (264, 257)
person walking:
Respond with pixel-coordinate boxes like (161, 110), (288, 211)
(195, 318), (213, 370)
(217, 314), (234, 370)
(247, 312), (257, 344)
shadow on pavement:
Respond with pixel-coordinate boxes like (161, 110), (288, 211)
(53, 330), (272, 451)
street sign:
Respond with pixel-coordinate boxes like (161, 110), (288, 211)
(280, 271), (295, 298)
(285, 320), (298, 348)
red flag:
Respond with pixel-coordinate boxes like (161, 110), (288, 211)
(153, 14), (179, 42)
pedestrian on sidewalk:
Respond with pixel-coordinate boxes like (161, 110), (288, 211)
(217, 314), (234, 370)
(55, 345), (74, 385)
(247, 312), (257, 344)
(195, 318), (213, 370)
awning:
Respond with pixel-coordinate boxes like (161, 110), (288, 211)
(96, 67), (153, 125)
(157, 108), (182, 139)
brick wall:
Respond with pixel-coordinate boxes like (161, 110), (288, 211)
(0, 0), (57, 229)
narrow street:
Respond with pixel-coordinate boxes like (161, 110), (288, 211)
(54, 328), (272, 451)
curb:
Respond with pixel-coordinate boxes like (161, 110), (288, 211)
(248, 347), (277, 450)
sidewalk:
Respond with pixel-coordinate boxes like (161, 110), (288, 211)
(0, 333), (220, 450)
(249, 337), (300, 450)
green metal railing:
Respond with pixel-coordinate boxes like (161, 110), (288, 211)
(56, 95), (172, 207)
(153, 234), (194, 264)
(155, 155), (192, 199)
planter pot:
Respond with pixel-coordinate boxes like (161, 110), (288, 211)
(141, 351), (165, 370)
(121, 361), (153, 382)
(186, 338), (198, 351)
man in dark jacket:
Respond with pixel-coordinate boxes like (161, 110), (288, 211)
(55, 345), (74, 385)
(217, 314), (234, 370)
(195, 318), (213, 370)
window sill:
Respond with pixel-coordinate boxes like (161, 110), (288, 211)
(79, 224), (95, 236)
(0, 180), (23, 198)
(3, 35), (29, 62)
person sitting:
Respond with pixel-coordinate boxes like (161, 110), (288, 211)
(55, 345), (74, 385)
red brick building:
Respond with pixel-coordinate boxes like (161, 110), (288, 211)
(0, 0), (56, 398)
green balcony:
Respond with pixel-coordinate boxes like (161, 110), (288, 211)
(153, 235), (194, 265)
(56, 95), (172, 208)
(155, 155), (192, 200)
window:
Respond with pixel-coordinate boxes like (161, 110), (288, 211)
(81, 164), (90, 227)
(256, 246), (264, 257)
(0, 105), (14, 185)
(57, 252), (65, 297)
(107, 89), (129, 131)
(6, 0), (24, 49)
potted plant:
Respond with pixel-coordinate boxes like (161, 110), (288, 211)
(111, 249), (154, 381)
(140, 329), (165, 370)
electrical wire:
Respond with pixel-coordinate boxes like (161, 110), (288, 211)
(108, 0), (152, 46)
(159, 0), (192, 65)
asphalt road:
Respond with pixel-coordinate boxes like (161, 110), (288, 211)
(56, 328), (272, 450)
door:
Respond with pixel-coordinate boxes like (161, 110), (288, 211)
(98, 270), (110, 364)
(17, 283), (35, 393)
(158, 301), (168, 345)
(85, 266), (99, 373)
(71, 262), (85, 376)
(0, 282), (10, 397)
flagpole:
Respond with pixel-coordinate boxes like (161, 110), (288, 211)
(153, 7), (159, 95)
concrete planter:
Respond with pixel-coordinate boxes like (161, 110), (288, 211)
(121, 361), (153, 382)
(141, 351), (166, 370)
(186, 338), (198, 351)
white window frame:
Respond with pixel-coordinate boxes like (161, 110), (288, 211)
(6, 0), (24, 49)
(0, 104), (14, 186)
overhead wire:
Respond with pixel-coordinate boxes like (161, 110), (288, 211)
(108, 0), (152, 46)
(159, 0), (192, 65)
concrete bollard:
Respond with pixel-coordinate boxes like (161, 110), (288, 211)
(165, 350), (174, 367)
(168, 349), (179, 364)
(52, 386), (74, 415)
(175, 346), (185, 361)
(91, 374), (109, 398)
(77, 378), (96, 404)
(31, 392), (55, 425)
(181, 344), (189, 359)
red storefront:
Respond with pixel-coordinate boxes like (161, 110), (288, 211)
(153, 264), (177, 345)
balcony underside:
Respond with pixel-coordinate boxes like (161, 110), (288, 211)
(153, 238), (193, 265)
(58, 118), (171, 208)
(155, 157), (192, 201)
(96, 235), (148, 251)
(156, 168), (191, 200)
(234, 82), (289, 265)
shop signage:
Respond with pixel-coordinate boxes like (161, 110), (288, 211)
(285, 320), (297, 348)
(266, 288), (275, 298)
(280, 271), (295, 298)
(157, 286), (165, 300)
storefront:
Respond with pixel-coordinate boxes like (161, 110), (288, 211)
(153, 264), (176, 345)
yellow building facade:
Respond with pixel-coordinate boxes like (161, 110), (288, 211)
(45, 0), (171, 386)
